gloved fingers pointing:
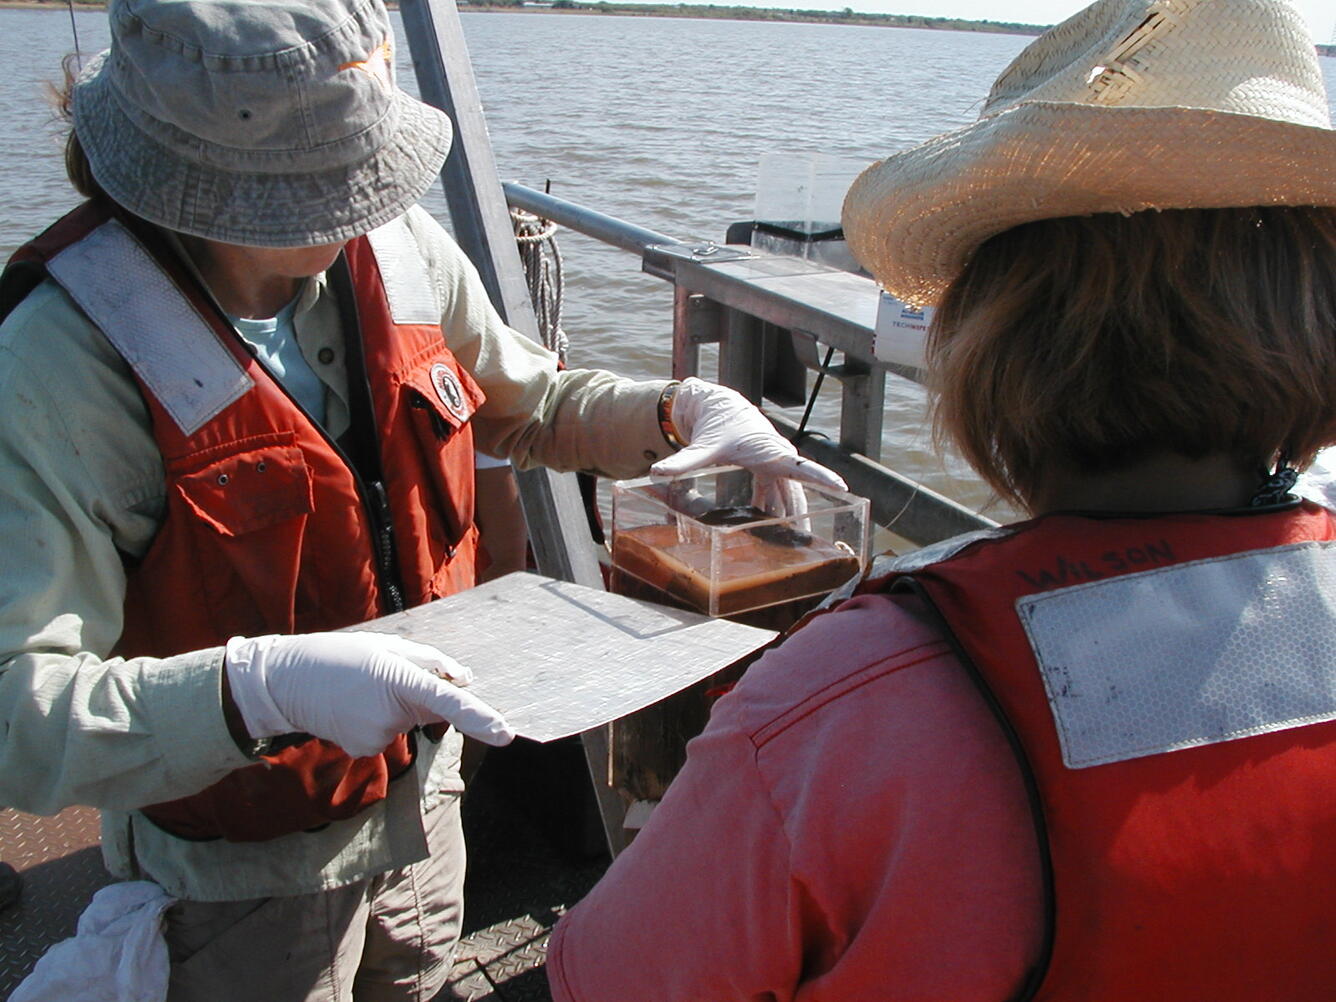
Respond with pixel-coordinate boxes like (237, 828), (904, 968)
(415, 677), (515, 747)
(657, 435), (846, 497)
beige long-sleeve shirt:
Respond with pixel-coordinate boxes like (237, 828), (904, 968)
(0, 206), (669, 899)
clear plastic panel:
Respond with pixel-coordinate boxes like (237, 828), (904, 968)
(611, 466), (870, 618)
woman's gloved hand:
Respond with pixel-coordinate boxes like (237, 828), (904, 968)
(223, 632), (514, 758)
(649, 377), (848, 514)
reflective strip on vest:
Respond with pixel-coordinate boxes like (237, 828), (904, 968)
(1019, 539), (1336, 768)
(46, 218), (252, 436)
(365, 216), (440, 325)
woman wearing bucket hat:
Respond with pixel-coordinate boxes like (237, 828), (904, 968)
(548, 1), (1336, 999)
(0, 0), (843, 998)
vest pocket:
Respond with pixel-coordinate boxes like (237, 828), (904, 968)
(175, 443), (313, 535)
(390, 355), (486, 595)
(405, 387), (474, 543)
(171, 440), (315, 635)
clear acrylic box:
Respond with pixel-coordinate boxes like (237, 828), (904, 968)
(611, 466), (870, 619)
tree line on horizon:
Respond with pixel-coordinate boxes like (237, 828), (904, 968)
(14, 0), (1044, 34)
(462, 0), (1045, 33)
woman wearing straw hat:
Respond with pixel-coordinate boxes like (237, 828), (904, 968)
(548, 1), (1336, 999)
(0, 0), (844, 998)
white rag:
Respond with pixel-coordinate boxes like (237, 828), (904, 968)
(1299, 446), (1336, 511)
(10, 880), (175, 1002)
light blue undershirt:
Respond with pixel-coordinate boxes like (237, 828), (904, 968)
(228, 299), (327, 426)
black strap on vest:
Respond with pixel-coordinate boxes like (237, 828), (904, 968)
(327, 254), (407, 613)
(0, 260), (48, 325)
(327, 255), (381, 484)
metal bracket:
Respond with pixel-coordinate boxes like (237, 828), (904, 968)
(685, 294), (723, 345)
(642, 242), (755, 281)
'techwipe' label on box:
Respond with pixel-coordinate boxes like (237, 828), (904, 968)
(873, 291), (933, 370)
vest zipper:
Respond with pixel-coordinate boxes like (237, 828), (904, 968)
(407, 391), (460, 559)
(327, 255), (411, 615)
(369, 479), (406, 612)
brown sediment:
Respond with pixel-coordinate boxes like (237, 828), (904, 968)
(612, 520), (858, 618)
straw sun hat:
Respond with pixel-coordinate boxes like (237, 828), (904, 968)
(842, 0), (1336, 308)
(71, 0), (452, 248)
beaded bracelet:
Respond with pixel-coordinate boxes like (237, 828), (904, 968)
(657, 381), (686, 449)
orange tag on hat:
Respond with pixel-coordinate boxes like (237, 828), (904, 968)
(340, 37), (393, 91)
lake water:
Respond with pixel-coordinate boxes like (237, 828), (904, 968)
(6, 9), (1336, 517)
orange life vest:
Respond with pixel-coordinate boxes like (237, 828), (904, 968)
(3, 201), (482, 841)
(856, 502), (1336, 1000)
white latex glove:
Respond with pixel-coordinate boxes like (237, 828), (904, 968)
(224, 632), (514, 758)
(649, 377), (848, 513)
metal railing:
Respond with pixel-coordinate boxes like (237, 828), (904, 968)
(503, 182), (995, 546)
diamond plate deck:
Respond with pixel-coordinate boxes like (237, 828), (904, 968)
(0, 806), (114, 998)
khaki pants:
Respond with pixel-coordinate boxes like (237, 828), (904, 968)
(164, 794), (464, 1002)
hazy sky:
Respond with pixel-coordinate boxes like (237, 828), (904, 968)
(627, 0), (1335, 43)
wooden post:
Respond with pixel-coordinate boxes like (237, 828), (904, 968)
(399, 0), (627, 855)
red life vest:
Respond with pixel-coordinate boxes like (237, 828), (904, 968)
(3, 201), (482, 842)
(857, 503), (1336, 1000)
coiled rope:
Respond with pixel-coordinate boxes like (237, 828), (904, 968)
(511, 207), (568, 364)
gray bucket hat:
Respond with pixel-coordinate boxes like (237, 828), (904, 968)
(72, 0), (453, 247)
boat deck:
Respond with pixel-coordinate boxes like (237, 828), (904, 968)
(0, 740), (609, 1001)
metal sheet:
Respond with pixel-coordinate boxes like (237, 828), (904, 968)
(448, 916), (554, 1000)
(356, 572), (775, 743)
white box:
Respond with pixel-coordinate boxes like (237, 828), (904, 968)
(873, 291), (933, 370)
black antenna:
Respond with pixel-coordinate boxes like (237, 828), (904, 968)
(67, 0), (84, 71)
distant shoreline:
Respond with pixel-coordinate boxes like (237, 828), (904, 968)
(0, 0), (1045, 35)
(7, 0), (1334, 52)
(455, 2), (1045, 35)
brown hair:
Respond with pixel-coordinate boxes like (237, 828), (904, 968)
(928, 207), (1336, 509)
(51, 53), (105, 201)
